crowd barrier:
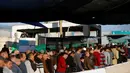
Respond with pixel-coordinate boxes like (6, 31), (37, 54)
(74, 61), (130, 73)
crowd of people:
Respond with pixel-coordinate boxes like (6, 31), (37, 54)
(0, 43), (129, 73)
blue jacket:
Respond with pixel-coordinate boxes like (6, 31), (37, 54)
(12, 62), (22, 73)
(19, 62), (27, 73)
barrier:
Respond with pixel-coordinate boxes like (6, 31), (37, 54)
(73, 68), (106, 73)
(105, 62), (130, 73)
(73, 61), (130, 73)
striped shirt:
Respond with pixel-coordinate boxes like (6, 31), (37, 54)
(100, 53), (105, 65)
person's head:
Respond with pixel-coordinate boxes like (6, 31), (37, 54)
(80, 57), (84, 62)
(4, 44), (7, 48)
(85, 51), (90, 57)
(28, 53), (34, 61)
(0, 57), (5, 67)
(26, 50), (31, 55)
(61, 52), (68, 59)
(14, 50), (20, 55)
(37, 53), (43, 59)
(43, 54), (48, 60)
(94, 46), (100, 52)
(70, 51), (75, 57)
(20, 53), (26, 62)
(65, 49), (69, 54)
(106, 48), (110, 52)
(4, 60), (12, 69)
(10, 54), (21, 66)
(0, 51), (8, 59)
(63, 53), (68, 59)
(15, 54), (21, 65)
(100, 49), (104, 53)
(89, 48), (94, 54)
(76, 47), (82, 53)
(94, 46), (98, 50)
(89, 44), (92, 47)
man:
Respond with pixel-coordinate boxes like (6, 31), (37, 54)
(84, 51), (94, 70)
(103, 48), (111, 66)
(74, 47), (84, 72)
(3, 59), (13, 73)
(1, 44), (9, 55)
(66, 51), (76, 72)
(93, 46), (101, 69)
(19, 53), (27, 73)
(0, 51), (8, 59)
(10, 54), (22, 73)
(46, 51), (55, 73)
(0, 56), (5, 73)
(42, 54), (49, 73)
(56, 52), (69, 73)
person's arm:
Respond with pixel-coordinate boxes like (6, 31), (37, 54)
(77, 55), (84, 70)
(97, 54), (101, 66)
(104, 53), (108, 65)
(84, 57), (88, 70)
(116, 50), (119, 59)
(70, 57), (76, 67)
(107, 53), (111, 65)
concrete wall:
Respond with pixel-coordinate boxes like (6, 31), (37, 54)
(75, 61), (130, 73)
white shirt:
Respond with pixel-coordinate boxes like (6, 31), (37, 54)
(3, 67), (13, 73)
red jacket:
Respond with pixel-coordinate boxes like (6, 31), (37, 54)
(93, 51), (101, 66)
(57, 56), (67, 72)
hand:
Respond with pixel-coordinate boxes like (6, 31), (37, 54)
(67, 65), (69, 68)
(82, 69), (84, 71)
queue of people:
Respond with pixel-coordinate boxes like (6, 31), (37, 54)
(0, 44), (129, 73)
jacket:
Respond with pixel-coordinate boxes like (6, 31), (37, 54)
(66, 56), (76, 68)
(19, 62), (27, 73)
(74, 53), (83, 71)
(25, 60), (35, 73)
(84, 56), (94, 70)
(93, 51), (101, 66)
(112, 48), (119, 64)
(103, 52), (111, 65)
(57, 56), (67, 72)
(12, 62), (22, 73)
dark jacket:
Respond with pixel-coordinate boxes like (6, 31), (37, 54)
(66, 56), (76, 72)
(42, 58), (49, 73)
(46, 57), (54, 73)
(19, 62), (27, 73)
(66, 56), (76, 68)
(0, 67), (3, 73)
